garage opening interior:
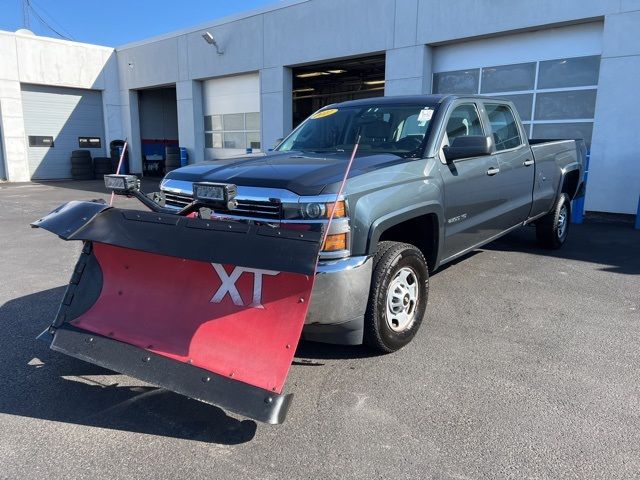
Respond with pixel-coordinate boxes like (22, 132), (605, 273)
(291, 54), (386, 128)
(137, 86), (179, 176)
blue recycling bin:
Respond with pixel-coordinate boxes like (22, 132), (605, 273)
(179, 147), (188, 167)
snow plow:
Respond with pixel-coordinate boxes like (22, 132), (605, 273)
(32, 174), (341, 424)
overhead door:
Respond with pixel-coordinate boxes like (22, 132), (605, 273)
(431, 22), (602, 149)
(21, 84), (105, 179)
(202, 73), (261, 160)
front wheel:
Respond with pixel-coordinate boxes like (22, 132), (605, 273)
(536, 193), (571, 249)
(364, 242), (429, 353)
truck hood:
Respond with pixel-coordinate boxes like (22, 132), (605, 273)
(163, 151), (407, 196)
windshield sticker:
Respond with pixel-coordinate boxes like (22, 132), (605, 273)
(417, 108), (433, 126)
(311, 108), (338, 119)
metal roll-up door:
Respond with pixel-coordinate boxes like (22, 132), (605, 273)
(21, 84), (105, 179)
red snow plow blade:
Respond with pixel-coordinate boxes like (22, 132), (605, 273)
(32, 200), (323, 424)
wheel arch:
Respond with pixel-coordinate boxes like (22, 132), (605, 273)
(367, 203), (444, 272)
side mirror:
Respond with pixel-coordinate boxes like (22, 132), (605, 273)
(443, 135), (492, 162)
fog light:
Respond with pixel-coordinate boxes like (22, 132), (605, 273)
(323, 233), (347, 252)
(192, 182), (237, 209)
(104, 174), (140, 193)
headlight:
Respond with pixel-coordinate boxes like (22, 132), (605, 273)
(283, 199), (347, 220)
(192, 182), (238, 209)
(104, 174), (140, 193)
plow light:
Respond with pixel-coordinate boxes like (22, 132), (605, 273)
(104, 174), (140, 194)
(193, 182), (238, 210)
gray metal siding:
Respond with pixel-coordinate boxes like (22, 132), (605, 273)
(21, 84), (105, 179)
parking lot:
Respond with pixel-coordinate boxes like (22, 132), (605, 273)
(1, 180), (639, 480)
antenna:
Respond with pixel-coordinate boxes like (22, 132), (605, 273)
(22, 0), (30, 29)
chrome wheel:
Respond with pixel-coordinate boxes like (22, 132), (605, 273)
(557, 204), (568, 239)
(385, 267), (419, 332)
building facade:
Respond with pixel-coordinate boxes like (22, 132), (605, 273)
(0, 0), (638, 214)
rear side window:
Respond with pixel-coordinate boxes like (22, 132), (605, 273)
(485, 104), (522, 151)
(445, 104), (484, 144)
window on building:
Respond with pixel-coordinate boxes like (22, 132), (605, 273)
(204, 112), (261, 150)
(433, 55), (600, 148)
(485, 104), (522, 151)
(445, 104), (484, 144)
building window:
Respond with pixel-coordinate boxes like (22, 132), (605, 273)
(204, 112), (261, 150)
(433, 55), (600, 148)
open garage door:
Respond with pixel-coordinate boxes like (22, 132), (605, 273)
(22, 84), (105, 180)
(138, 87), (179, 176)
(291, 54), (385, 128)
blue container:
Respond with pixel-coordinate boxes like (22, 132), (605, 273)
(571, 153), (589, 224)
(635, 195), (640, 230)
(179, 147), (188, 167)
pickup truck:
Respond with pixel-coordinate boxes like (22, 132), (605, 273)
(158, 94), (586, 353)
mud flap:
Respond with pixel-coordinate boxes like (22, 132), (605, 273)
(33, 203), (322, 423)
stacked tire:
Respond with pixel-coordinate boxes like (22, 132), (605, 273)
(165, 146), (181, 174)
(93, 157), (113, 179)
(70, 150), (93, 180)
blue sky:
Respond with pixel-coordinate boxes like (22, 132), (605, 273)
(2, 0), (277, 46)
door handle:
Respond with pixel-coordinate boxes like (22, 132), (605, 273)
(523, 159), (534, 166)
(486, 167), (500, 176)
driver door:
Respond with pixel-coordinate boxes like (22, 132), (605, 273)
(439, 102), (505, 260)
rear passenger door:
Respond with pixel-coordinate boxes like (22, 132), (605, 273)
(439, 102), (506, 260)
(482, 102), (535, 225)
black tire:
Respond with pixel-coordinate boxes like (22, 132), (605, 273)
(165, 146), (180, 155)
(93, 156), (111, 166)
(70, 157), (92, 166)
(71, 172), (94, 180)
(71, 150), (91, 158)
(71, 166), (93, 175)
(536, 193), (571, 249)
(165, 153), (181, 166)
(363, 241), (429, 353)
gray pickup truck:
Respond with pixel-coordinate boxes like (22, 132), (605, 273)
(160, 94), (586, 353)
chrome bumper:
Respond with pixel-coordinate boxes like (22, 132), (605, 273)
(305, 255), (373, 326)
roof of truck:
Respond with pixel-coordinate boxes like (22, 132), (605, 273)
(331, 94), (451, 108)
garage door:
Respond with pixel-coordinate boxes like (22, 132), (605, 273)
(431, 22), (602, 148)
(21, 84), (106, 179)
(202, 73), (260, 160)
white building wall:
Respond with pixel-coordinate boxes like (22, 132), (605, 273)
(0, 30), (118, 181)
(587, 9), (640, 214)
(0, 0), (638, 213)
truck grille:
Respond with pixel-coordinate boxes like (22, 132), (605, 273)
(164, 192), (282, 220)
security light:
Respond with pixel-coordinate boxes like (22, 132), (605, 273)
(202, 31), (223, 54)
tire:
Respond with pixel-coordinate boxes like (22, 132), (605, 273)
(536, 193), (571, 249)
(93, 157), (111, 166)
(165, 146), (180, 155)
(70, 156), (92, 166)
(71, 150), (91, 158)
(71, 166), (93, 175)
(165, 153), (181, 166)
(363, 241), (429, 353)
(71, 172), (94, 180)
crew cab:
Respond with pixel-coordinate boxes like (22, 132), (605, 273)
(159, 95), (585, 352)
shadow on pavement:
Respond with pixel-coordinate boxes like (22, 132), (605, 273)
(485, 221), (640, 275)
(0, 286), (256, 444)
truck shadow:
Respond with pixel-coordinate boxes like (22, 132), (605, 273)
(483, 221), (640, 275)
(0, 286), (256, 444)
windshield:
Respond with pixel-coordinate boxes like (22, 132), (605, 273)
(276, 104), (436, 158)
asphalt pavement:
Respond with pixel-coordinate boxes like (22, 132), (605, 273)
(0, 180), (638, 479)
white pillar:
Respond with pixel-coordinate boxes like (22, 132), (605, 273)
(260, 66), (292, 151)
(176, 80), (204, 163)
(385, 45), (432, 96)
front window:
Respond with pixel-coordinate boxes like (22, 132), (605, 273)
(277, 104), (437, 158)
